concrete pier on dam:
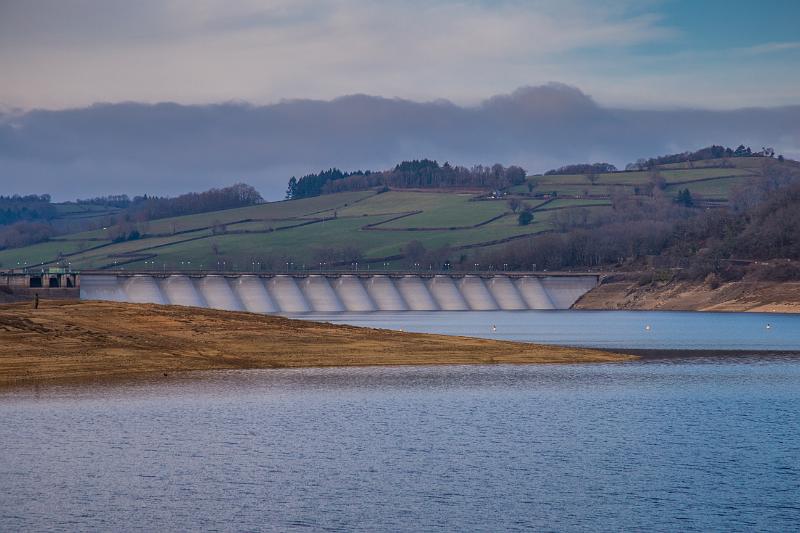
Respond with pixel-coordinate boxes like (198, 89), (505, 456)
(79, 272), (598, 313)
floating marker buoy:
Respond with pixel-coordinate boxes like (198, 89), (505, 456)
(645, 325), (652, 331)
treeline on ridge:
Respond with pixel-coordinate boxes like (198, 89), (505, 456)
(0, 195), (59, 251)
(93, 183), (263, 222)
(544, 163), (617, 175)
(541, 145), (785, 177)
(0, 194), (56, 226)
(0, 184), (263, 251)
(286, 159), (526, 199)
(626, 144), (784, 171)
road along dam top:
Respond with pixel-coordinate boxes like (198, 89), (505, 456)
(79, 273), (598, 313)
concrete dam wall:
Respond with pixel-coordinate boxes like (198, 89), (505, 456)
(80, 273), (597, 313)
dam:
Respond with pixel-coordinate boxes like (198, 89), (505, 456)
(78, 272), (598, 313)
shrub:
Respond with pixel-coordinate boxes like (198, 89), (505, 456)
(704, 273), (721, 289)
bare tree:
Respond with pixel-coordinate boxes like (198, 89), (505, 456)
(507, 198), (522, 213)
(403, 240), (427, 262)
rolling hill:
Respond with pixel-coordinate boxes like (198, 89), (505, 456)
(1, 155), (795, 272)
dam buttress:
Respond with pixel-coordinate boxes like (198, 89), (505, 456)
(79, 273), (597, 313)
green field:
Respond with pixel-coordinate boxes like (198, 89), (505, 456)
(0, 157), (781, 271)
(1, 189), (557, 269)
(538, 199), (612, 210)
(519, 166), (755, 193)
(663, 175), (753, 199)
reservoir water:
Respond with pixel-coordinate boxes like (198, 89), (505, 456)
(1, 311), (799, 531)
(297, 309), (800, 350)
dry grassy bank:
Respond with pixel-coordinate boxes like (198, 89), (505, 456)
(0, 300), (630, 385)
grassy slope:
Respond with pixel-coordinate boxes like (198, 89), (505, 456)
(0, 158), (781, 270)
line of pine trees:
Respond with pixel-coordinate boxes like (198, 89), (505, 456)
(626, 145), (781, 171)
(286, 160), (526, 199)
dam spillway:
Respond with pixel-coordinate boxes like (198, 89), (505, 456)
(80, 273), (598, 313)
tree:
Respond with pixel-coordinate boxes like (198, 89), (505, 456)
(403, 240), (427, 262)
(505, 165), (527, 185)
(507, 198), (522, 213)
(518, 209), (534, 226)
(286, 177), (298, 199)
(676, 188), (694, 207)
(211, 220), (227, 235)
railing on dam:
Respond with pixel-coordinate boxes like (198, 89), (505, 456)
(79, 272), (598, 313)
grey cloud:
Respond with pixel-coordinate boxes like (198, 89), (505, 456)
(1, 84), (798, 200)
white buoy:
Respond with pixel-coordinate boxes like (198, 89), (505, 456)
(645, 325), (652, 331)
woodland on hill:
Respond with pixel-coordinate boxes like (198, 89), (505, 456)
(479, 158), (800, 281)
(0, 184), (262, 250)
(286, 159), (526, 199)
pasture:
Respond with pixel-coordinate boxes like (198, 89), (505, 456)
(0, 157), (774, 271)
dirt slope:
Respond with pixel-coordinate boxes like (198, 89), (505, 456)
(575, 279), (800, 313)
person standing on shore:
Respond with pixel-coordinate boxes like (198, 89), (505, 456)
(34, 293), (39, 310)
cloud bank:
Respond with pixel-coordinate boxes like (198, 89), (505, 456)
(2, 0), (799, 110)
(2, 84), (799, 200)
(0, 0), (672, 109)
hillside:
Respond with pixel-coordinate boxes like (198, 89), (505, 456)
(0, 153), (796, 272)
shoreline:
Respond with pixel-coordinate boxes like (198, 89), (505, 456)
(4, 349), (797, 392)
(575, 278), (800, 313)
(616, 348), (800, 359)
(0, 300), (630, 387)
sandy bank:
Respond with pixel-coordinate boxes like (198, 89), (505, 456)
(575, 278), (800, 313)
(0, 300), (630, 385)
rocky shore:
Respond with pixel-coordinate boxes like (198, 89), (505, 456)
(575, 277), (800, 313)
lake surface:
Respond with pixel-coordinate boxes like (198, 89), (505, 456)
(2, 311), (800, 531)
(297, 309), (800, 350)
(2, 359), (800, 531)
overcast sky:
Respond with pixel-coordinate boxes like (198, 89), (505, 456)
(1, 0), (799, 199)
